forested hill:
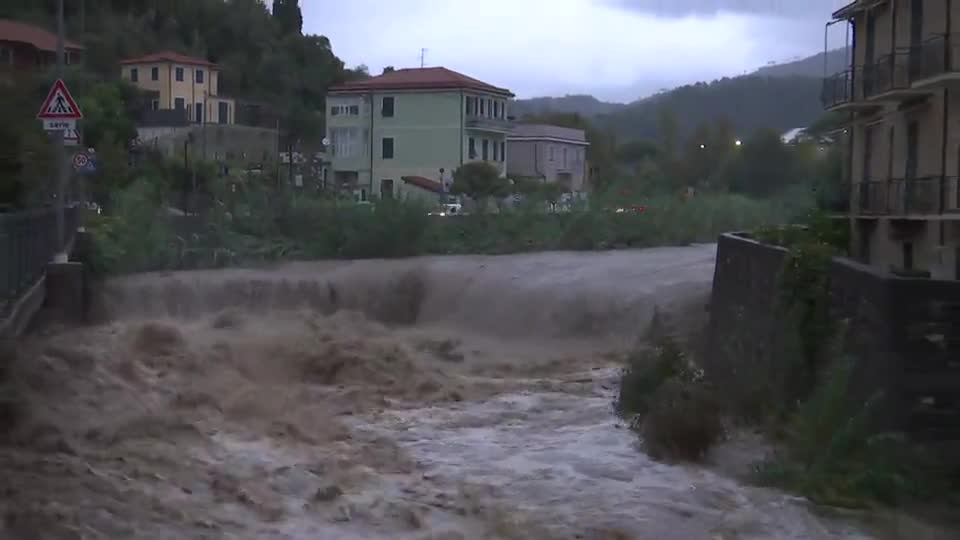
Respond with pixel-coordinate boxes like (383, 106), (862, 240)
(512, 49), (845, 141)
(0, 0), (364, 139)
(510, 95), (625, 119)
(597, 75), (824, 141)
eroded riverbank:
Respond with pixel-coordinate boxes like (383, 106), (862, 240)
(1, 247), (955, 539)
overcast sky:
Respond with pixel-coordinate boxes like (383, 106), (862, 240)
(303, 0), (852, 103)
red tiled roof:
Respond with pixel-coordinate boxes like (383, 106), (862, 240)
(330, 67), (513, 97)
(0, 19), (84, 52)
(119, 51), (217, 68)
(402, 176), (444, 194)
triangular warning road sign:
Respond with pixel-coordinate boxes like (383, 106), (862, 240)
(37, 79), (83, 120)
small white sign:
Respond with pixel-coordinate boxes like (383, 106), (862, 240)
(64, 128), (81, 146)
(44, 119), (76, 131)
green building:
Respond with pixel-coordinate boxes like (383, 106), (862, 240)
(326, 67), (514, 202)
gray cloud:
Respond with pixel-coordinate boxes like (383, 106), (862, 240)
(611, 0), (848, 19)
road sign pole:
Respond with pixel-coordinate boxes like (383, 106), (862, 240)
(53, 0), (67, 263)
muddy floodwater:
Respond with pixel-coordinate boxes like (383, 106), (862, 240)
(0, 246), (955, 539)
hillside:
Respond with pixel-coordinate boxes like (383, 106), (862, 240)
(510, 95), (624, 119)
(511, 48), (845, 142)
(754, 48), (848, 78)
(598, 75), (824, 141)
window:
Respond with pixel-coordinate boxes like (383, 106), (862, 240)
(469, 137), (477, 159)
(903, 242), (914, 271)
(479, 99), (485, 116)
(549, 146), (555, 161)
(330, 104), (361, 116)
(466, 97), (475, 115)
(130, 68), (139, 82)
(195, 103), (203, 123)
(494, 101), (500, 119)
(195, 69), (204, 84)
(482, 139), (489, 160)
(493, 141), (499, 161)
(562, 148), (568, 168)
(0, 47), (12, 65)
(382, 96), (395, 117)
(174, 97), (185, 111)
(382, 137), (395, 159)
(151, 99), (159, 111)
(500, 141), (506, 162)
(175, 67), (184, 82)
(330, 127), (365, 158)
(218, 101), (229, 124)
(151, 66), (159, 81)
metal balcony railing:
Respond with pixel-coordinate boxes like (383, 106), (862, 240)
(871, 51), (913, 96)
(821, 69), (857, 108)
(912, 33), (960, 82)
(465, 116), (514, 131)
(856, 177), (948, 216)
(888, 177), (942, 215)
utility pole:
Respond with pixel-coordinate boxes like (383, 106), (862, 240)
(53, 0), (68, 262)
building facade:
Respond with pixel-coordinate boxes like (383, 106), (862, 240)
(0, 19), (82, 75)
(825, 0), (960, 279)
(507, 124), (590, 192)
(326, 67), (514, 202)
(119, 52), (235, 125)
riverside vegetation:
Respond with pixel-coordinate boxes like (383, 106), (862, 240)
(616, 215), (960, 511)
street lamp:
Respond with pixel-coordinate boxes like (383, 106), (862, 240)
(699, 144), (706, 149)
(735, 139), (742, 147)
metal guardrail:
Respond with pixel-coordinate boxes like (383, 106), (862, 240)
(0, 207), (78, 317)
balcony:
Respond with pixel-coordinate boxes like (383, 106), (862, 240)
(821, 69), (881, 112)
(855, 177), (954, 217)
(465, 116), (514, 133)
(911, 33), (960, 88)
(868, 51), (931, 102)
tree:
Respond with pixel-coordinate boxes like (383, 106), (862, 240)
(272, 0), (303, 36)
(451, 162), (510, 209)
(720, 128), (798, 197)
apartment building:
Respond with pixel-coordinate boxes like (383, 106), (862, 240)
(824, 0), (960, 279)
(507, 124), (590, 192)
(119, 51), (235, 125)
(325, 67), (514, 202)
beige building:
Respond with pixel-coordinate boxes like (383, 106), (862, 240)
(826, 0), (960, 279)
(120, 51), (235, 125)
(507, 124), (590, 192)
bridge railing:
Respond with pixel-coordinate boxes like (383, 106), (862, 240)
(0, 207), (78, 317)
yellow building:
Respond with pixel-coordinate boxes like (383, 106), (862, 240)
(119, 51), (235, 125)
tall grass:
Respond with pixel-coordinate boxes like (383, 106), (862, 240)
(87, 179), (814, 275)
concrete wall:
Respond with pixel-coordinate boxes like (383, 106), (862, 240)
(705, 232), (960, 439)
(139, 124), (280, 166)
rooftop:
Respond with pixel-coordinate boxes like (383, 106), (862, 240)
(832, 0), (888, 20)
(508, 124), (589, 144)
(0, 19), (83, 52)
(119, 51), (217, 68)
(330, 67), (513, 97)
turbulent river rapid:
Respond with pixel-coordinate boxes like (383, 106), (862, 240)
(0, 246), (954, 539)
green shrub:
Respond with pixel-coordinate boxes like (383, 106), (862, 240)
(638, 377), (723, 462)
